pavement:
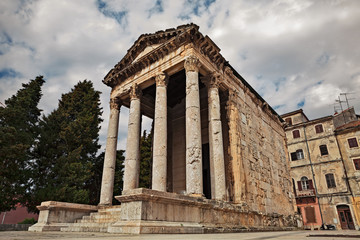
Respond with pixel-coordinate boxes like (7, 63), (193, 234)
(1, 231), (360, 240)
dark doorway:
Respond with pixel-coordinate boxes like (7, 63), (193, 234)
(337, 205), (355, 229)
(202, 143), (211, 199)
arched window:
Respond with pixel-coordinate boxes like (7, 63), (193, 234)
(301, 177), (309, 190)
(297, 176), (313, 191)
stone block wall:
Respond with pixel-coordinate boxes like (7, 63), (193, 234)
(226, 87), (295, 216)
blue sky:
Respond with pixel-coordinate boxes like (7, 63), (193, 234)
(1, 0), (359, 151)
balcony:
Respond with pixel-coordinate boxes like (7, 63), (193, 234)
(297, 188), (315, 197)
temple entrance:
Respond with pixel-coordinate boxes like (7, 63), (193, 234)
(202, 143), (211, 199)
(337, 205), (355, 229)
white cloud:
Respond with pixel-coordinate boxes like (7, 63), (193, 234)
(1, 0), (359, 152)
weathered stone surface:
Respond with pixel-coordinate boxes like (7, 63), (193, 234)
(152, 72), (168, 192)
(202, 74), (226, 201)
(28, 201), (97, 232)
(185, 55), (203, 196)
(123, 84), (142, 191)
(110, 188), (298, 234)
(99, 97), (121, 206)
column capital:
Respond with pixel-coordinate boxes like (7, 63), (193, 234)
(184, 55), (201, 72)
(109, 97), (121, 110)
(130, 83), (142, 100)
(155, 72), (169, 87)
(201, 73), (221, 89)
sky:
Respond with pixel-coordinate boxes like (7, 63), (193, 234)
(1, 0), (359, 151)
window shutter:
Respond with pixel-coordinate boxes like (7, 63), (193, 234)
(291, 152), (297, 161)
(297, 181), (302, 191)
(308, 180), (314, 189)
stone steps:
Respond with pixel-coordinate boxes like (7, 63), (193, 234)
(61, 205), (121, 232)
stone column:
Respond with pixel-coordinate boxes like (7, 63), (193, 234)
(202, 74), (226, 201)
(123, 84), (142, 191)
(99, 97), (121, 206)
(152, 73), (169, 192)
(184, 55), (203, 196)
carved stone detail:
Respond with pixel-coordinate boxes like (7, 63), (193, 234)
(184, 55), (201, 72)
(109, 97), (121, 110)
(155, 72), (169, 87)
(130, 83), (142, 100)
(201, 73), (221, 89)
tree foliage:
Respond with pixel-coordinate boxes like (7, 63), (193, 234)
(27, 80), (102, 212)
(139, 129), (153, 189)
(0, 76), (45, 212)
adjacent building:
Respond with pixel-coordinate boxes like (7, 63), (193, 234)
(281, 107), (360, 230)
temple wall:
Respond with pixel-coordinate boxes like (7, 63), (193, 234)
(227, 86), (295, 216)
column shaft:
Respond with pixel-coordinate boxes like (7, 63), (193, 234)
(99, 98), (121, 206)
(184, 56), (203, 196)
(123, 84), (142, 191)
(152, 73), (168, 192)
(205, 74), (226, 200)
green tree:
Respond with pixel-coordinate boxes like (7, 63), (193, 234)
(139, 129), (153, 189)
(27, 80), (102, 212)
(0, 76), (45, 212)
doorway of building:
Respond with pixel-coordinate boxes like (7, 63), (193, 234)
(202, 143), (211, 199)
(337, 205), (355, 229)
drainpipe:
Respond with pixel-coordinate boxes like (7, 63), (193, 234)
(302, 123), (324, 225)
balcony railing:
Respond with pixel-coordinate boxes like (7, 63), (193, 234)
(297, 188), (315, 197)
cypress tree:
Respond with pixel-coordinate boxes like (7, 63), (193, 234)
(139, 129), (153, 189)
(28, 80), (102, 211)
(0, 76), (44, 212)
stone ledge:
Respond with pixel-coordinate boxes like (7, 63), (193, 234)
(37, 201), (98, 212)
(29, 201), (97, 232)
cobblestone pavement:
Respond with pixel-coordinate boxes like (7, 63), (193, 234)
(1, 230), (360, 240)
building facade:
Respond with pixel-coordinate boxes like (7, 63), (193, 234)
(30, 24), (299, 233)
(282, 108), (360, 230)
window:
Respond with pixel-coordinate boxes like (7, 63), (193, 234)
(353, 158), (360, 170)
(315, 124), (324, 133)
(319, 145), (328, 156)
(291, 149), (304, 161)
(292, 130), (300, 138)
(298, 176), (313, 191)
(285, 118), (292, 126)
(348, 138), (359, 148)
(325, 173), (336, 188)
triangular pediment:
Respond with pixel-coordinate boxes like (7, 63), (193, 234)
(132, 44), (161, 63)
(120, 24), (198, 69)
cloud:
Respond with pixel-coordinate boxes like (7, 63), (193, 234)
(1, 0), (359, 152)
